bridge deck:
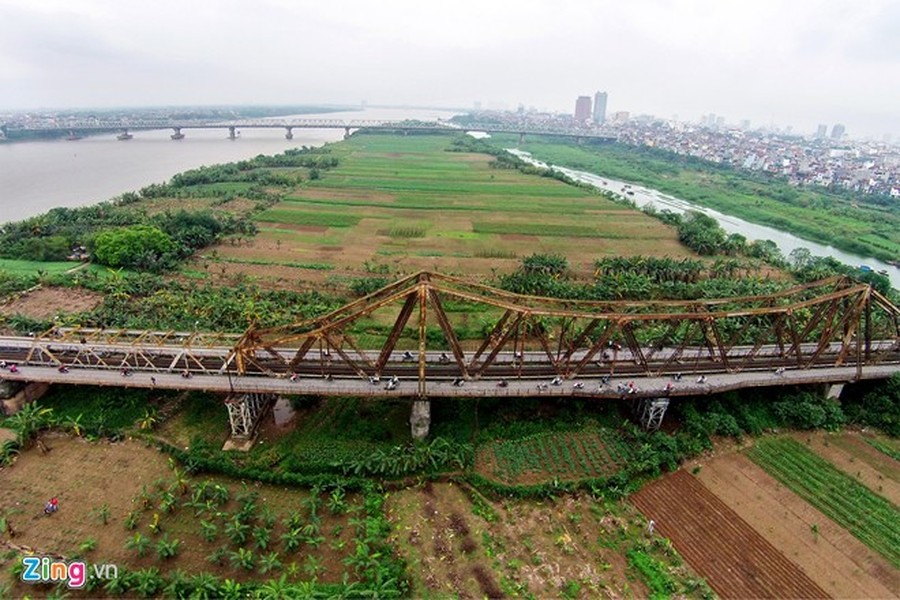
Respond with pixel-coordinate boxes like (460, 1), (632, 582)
(1, 363), (895, 399)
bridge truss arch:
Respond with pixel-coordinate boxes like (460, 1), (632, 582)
(232, 271), (900, 396)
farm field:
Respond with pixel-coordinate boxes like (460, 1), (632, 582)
(691, 450), (898, 598)
(789, 431), (900, 505)
(0, 431), (711, 599)
(475, 424), (635, 485)
(631, 469), (830, 599)
(198, 134), (692, 288)
(746, 436), (900, 568)
(385, 481), (710, 599)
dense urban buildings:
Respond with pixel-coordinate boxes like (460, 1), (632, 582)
(574, 96), (592, 122)
(593, 91), (608, 124)
(460, 107), (900, 198)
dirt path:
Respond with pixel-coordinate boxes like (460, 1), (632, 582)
(631, 469), (829, 599)
(694, 452), (898, 598)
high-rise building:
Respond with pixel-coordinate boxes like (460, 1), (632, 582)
(592, 91), (608, 124)
(831, 124), (846, 139)
(816, 124), (828, 139)
(574, 96), (592, 122)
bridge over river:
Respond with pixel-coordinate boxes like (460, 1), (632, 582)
(1, 272), (898, 439)
(4, 119), (616, 143)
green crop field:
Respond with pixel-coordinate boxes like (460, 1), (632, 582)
(747, 436), (900, 567)
(481, 424), (635, 484)
(212, 133), (694, 287)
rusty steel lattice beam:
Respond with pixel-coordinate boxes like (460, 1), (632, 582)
(230, 272), (899, 392)
(6, 272), (896, 397)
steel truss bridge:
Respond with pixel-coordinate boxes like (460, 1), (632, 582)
(1, 273), (898, 437)
(4, 119), (616, 142)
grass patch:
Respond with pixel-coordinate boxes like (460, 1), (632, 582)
(747, 436), (900, 568)
(0, 259), (82, 277)
(255, 209), (362, 228)
(382, 227), (426, 238)
(213, 257), (334, 271)
(473, 248), (517, 259)
(472, 221), (626, 238)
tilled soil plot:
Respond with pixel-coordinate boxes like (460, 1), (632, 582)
(695, 452), (898, 598)
(631, 470), (829, 599)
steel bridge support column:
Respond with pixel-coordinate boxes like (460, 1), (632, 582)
(225, 392), (275, 439)
(518, 132), (525, 145)
(638, 398), (669, 431)
(285, 127), (293, 140)
(228, 126), (238, 140)
(410, 400), (431, 440)
(171, 127), (184, 140)
(343, 127), (351, 140)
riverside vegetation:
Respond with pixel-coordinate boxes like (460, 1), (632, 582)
(491, 133), (900, 264)
(1, 132), (899, 598)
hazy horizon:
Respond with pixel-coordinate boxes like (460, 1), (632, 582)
(1, 0), (898, 138)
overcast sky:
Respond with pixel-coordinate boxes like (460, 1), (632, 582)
(1, 0), (898, 138)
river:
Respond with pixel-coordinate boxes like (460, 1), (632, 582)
(507, 149), (900, 290)
(0, 107), (457, 224)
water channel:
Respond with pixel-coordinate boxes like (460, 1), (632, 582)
(507, 149), (900, 290)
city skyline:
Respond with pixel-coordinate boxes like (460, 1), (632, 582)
(0, 0), (897, 139)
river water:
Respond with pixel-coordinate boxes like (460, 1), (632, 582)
(0, 107), (457, 224)
(507, 149), (900, 290)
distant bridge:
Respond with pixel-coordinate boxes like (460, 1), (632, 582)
(1, 272), (898, 438)
(3, 119), (616, 142)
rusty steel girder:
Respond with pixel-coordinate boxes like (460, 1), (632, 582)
(230, 272), (900, 394)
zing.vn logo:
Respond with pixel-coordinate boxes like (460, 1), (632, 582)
(21, 556), (118, 589)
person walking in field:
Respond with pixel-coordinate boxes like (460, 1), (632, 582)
(647, 519), (655, 534)
(44, 498), (59, 515)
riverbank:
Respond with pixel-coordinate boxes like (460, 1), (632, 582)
(499, 136), (900, 265)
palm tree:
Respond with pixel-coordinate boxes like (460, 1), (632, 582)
(5, 404), (54, 447)
(257, 551), (282, 575)
(255, 574), (291, 600)
(217, 579), (245, 600)
(131, 567), (163, 598)
(125, 532), (150, 557)
(281, 527), (303, 553)
(64, 413), (85, 437)
(304, 555), (325, 579)
(187, 572), (219, 599)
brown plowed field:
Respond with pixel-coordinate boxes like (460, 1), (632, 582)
(695, 452), (898, 598)
(631, 470), (830, 599)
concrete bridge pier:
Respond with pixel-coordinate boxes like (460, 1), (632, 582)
(171, 127), (185, 140)
(410, 399), (431, 440)
(824, 383), (845, 401)
(518, 132), (525, 145)
(228, 126), (238, 140)
(285, 127), (293, 140)
(343, 127), (351, 140)
(0, 382), (50, 416)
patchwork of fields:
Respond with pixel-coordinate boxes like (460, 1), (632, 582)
(631, 432), (900, 598)
(203, 134), (691, 287)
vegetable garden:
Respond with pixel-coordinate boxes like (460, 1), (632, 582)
(747, 436), (900, 568)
